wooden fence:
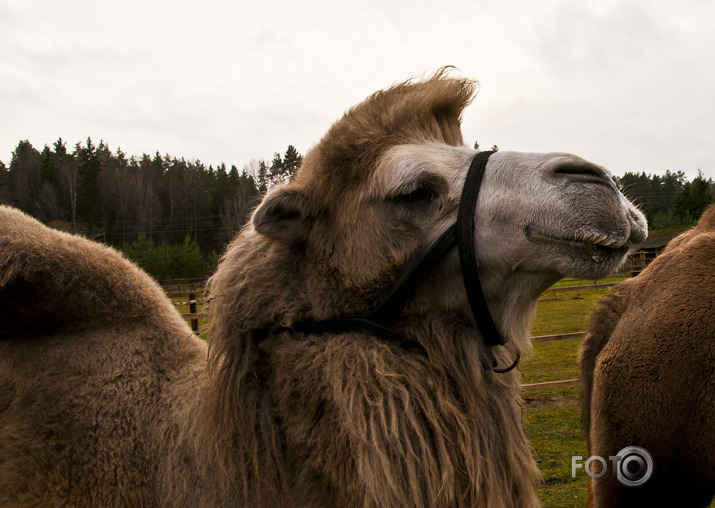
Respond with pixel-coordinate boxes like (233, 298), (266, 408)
(169, 282), (208, 335)
(169, 281), (612, 391)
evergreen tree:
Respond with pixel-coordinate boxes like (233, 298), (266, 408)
(53, 138), (78, 225)
(174, 235), (208, 278)
(74, 137), (103, 224)
(688, 171), (714, 220)
(269, 152), (284, 186)
(672, 183), (693, 223)
(618, 172), (652, 212)
(282, 145), (302, 182)
(39, 145), (57, 184)
(211, 162), (231, 217)
(0, 159), (7, 204)
(8, 140), (42, 214)
(0, 160), (7, 187)
(36, 145), (60, 221)
(257, 160), (269, 193)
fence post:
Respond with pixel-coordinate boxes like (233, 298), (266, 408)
(189, 291), (199, 335)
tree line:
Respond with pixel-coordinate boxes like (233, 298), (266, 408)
(0, 138), (712, 280)
(615, 170), (713, 230)
(0, 138), (301, 279)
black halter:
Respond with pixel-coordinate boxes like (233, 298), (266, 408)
(281, 150), (519, 373)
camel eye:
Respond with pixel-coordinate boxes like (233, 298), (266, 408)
(389, 173), (446, 209)
(392, 185), (437, 207)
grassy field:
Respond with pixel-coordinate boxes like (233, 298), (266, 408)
(521, 278), (622, 507)
(523, 281), (619, 385)
(524, 386), (588, 506)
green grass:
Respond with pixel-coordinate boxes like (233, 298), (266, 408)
(532, 284), (621, 337)
(523, 387), (589, 507)
(550, 276), (626, 288)
(523, 283), (618, 386)
(521, 338), (583, 386)
(522, 280), (620, 506)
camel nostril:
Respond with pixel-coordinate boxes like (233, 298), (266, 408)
(553, 162), (613, 187)
(554, 163), (601, 177)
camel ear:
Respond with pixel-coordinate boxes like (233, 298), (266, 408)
(252, 186), (311, 243)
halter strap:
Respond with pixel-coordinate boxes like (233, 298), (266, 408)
(457, 151), (507, 346)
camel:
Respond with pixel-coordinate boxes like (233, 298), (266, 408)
(580, 204), (715, 508)
(0, 69), (647, 507)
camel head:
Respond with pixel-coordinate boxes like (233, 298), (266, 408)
(241, 70), (647, 348)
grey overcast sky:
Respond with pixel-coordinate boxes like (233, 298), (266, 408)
(2, 0), (714, 180)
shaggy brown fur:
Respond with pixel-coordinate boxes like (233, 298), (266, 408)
(0, 205), (209, 506)
(201, 69), (540, 507)
(580, 204), (715, 507)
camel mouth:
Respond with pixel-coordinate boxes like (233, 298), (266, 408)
(525, 229), (632, 263)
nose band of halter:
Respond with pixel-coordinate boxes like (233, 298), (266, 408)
(280, 150), (519, 373)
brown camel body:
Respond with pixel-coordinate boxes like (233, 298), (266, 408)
(580, 204), (715, 507)
(1, 70), (646, 507)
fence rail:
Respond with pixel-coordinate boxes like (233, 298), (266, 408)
(544, 283), (617, 293)
(531, 331), (586, 343)
(521, 379), (580, 391)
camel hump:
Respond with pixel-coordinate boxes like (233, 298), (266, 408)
(0, 206), (181, 338)
(695, 202), (715, 230)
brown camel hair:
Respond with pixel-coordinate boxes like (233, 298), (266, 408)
(1, 68), (647, 507)
(198, 70), (538, 507)
(580, 204), (715, 507)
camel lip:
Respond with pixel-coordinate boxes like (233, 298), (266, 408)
(525, 228), (632, 254)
